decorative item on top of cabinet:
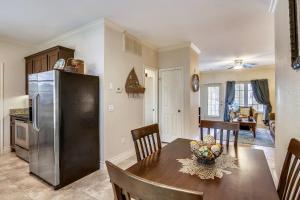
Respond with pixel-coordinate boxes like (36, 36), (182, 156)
(65, 58), (84, 74)
(25, 46), (74, 94)
(125, 67), (145, 96)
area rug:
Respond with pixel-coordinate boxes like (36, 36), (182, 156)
(208, 128), (275, 147)
(234, 128), (274, 147)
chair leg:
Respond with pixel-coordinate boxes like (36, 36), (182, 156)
(200, 128), (203, 141)
(234, 131), (238, 147)
(226, 130), (230, 148)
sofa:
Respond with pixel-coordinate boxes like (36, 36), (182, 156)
(269, 113), (275, 138)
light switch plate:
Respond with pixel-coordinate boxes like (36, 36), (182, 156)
(109, 82), (113, 90)
(108, 104), (114, 112)
(116, 87), (122, 93)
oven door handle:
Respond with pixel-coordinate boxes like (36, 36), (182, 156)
(32, 94), (40, 132)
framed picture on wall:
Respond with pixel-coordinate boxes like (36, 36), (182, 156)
(289, 0), (300, 69)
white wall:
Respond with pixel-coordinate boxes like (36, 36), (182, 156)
(0, 41), (31, 151)
(36, 20), (105, 162)
(103, 25), (158, 162)
(33, 20), (159, 166)
(275, 0), (300, 176)
(159, 46), (200, 139)
(199, 67), (276, 121)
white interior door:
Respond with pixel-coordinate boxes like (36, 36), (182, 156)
(159, 67), (183, 142)
(201, 83), (223, 121)
(144, 67), (158, 125)
(145, 76), (155, 124)
(0, 62), (4, 154)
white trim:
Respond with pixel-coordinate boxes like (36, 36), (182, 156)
(100, 149), (136, 170)
(268, 0), (278, 13)
(142, 66), (159, 125)
(104, 18), (158, 51)
(3, 146), (10, 154)
(39, 18), (105, 49)
(159, 42), (191, 52)
(0, 62), (4, 154)
(190, 43), (201, 54)
(159, 42), (201, 54)
(159, 66), (183, 72)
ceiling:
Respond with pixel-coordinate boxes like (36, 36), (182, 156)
(0, 0), (275, 71)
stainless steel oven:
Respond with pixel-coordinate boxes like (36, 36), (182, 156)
(15, 120), (29, 161)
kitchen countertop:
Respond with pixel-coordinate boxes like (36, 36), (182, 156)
(9, 108), (29, 120)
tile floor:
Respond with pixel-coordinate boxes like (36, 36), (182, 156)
(0, 143), (277, 200)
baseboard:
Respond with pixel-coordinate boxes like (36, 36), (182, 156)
(271, 168), (279, 187)
(1, 146), (11, 154)
(99, 149), (135, 170)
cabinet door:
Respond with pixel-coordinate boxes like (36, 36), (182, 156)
(26, 59), (33, 74)
(33, 56), (42, 73)
(25, 59), (33, 94)
(48, 50), (59, 70)
(41, 54), (48, 72)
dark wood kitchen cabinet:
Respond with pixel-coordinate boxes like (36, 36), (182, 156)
(25, 46), (75, 94)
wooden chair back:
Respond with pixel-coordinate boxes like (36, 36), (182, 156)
(106, 161), (203, 200)
(131, 124), (162, 161)
(277, 138), (300, 200)
(199, 120), (239, 147)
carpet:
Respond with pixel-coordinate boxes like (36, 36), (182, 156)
(205, 128), (275, 147)
(234, 128), (275, 147)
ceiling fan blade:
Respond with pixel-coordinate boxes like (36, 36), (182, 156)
(243, 63), (256, 68)
(227, 66), (234, 69)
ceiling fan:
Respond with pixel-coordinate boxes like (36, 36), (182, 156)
(227, 59), (257, 70)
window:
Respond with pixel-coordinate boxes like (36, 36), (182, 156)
(235, 83), (245, 107)
(207, 86), (220, 117)
(233, 83), (264, 112)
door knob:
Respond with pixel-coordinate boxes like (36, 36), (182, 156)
(178, 109), (181, 113)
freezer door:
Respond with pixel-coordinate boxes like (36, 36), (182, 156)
(29, 71), (60, 186)
(29, 73), (39, 175)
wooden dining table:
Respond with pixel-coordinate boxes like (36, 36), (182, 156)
(126, 138), (279, 200)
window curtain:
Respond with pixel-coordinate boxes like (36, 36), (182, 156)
(224, 81), (235, 122)
(250, 79), (272, 121)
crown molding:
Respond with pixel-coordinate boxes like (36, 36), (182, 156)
(268, 0), (277, 13)
(104, 18), (158, 51)
(158, 42), (191, 52)
(40, 18), (105, 47)
(190, 42), (201, 54)
(159, 42), (201, 54)
(0, 37), (33, 48)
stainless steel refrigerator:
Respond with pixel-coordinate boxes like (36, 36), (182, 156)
(28, 70), (99, 189)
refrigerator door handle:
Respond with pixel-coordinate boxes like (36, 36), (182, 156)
(33, 94), (40, 132)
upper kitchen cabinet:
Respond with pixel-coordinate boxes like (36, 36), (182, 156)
(25, 46), (75, 94)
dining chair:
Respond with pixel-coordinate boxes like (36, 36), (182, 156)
(131, 123), (162, 161)
(199, 120), (239, 147)
(277, 138), (300, 200)
(106, 161), (203, 200)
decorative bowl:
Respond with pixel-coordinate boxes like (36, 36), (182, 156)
(190, 136), (223, 165)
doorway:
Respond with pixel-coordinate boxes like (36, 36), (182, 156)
(0, 62), (4, 154)
(159, 67), (184, 142)
(143, 66), (158, 126)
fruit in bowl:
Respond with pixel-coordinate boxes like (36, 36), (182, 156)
(190, 136), (223, 165)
